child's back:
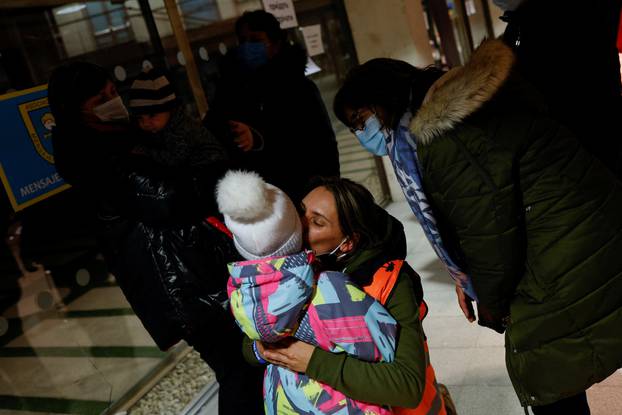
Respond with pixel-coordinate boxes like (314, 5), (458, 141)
(228, 251), (396, 415)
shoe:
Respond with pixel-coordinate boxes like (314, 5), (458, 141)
(438, 383), (457, 415)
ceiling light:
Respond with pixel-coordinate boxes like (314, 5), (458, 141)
(55, 4), (87, 16)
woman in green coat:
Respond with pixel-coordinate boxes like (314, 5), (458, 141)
(254, 177), (456, 414)
(332, 39), (622, 414)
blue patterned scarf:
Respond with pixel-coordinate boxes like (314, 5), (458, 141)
(386, 111), (478, 301)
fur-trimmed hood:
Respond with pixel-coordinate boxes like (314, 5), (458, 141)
(410, 39), (516, 144)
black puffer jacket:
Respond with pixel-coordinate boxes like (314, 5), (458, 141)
(204, 44), (340, 203)
(108, 172), (239, 349)
(52, 123), (238, 350)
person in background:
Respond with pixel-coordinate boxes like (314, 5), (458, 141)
(332, 39), (622, 414)
(48, 62), (264, 415)
(128, 67), (229, 213)
(496, 0), (622, 177)
(203, 10), (340, 204)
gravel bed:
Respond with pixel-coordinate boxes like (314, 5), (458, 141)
(128, 350), (215, 415)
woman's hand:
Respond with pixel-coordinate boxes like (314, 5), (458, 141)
(261, 339), (316, 373)
(228, 120), (254, 151)
(456, 285), (475, 322)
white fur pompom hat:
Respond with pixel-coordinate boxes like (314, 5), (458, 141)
(216, 170), (302, 260)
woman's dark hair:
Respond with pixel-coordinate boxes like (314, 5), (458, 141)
(310, 176), (385, 251)
(333, 58), (444, 130)
(235, 10), (286, 44)
(48, 61), (111, 128)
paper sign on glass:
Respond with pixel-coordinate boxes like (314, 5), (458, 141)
(301, 25), (324, 57)
(262, 0), (298, 29)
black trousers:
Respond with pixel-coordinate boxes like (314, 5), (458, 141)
(531, 392), (590, 415)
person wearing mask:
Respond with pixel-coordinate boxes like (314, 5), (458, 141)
(254, 176), (456, 415)
(203, 10), (340, 204)
(218, 170), (402, 415)
(332, 39), (622, 414)
(48, 62), (264, 415)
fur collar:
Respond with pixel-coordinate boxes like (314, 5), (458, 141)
(410, 39), (516, 144)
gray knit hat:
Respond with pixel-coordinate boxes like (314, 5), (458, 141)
(128, 68), (178, 115)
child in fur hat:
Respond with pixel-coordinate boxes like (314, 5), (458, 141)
(218, 170), (397, 415)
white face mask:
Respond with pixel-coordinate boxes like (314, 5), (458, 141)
(92, 96), (129, 122)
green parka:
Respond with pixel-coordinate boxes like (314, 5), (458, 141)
(411, 39), (622, 406)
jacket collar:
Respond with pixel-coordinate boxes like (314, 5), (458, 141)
(410, 39), (516, 145)
(229, 251), (314, 280)
(342, 211), (407, 286)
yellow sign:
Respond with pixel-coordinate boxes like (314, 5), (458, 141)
(0, 84), (69, 211)
(18, 96), (55, 164)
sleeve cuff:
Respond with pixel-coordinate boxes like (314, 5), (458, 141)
(306, 346), (344, 381)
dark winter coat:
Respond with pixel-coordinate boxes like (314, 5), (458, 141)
(501, 0), (622, 176)
(52, 122), (238, 350)
(108, 172), (240, 350)
(136, 108), (228, 170)
(134, 108), (231, 215)
(410, 40), (622, 406)
(204, 44), (340, 203)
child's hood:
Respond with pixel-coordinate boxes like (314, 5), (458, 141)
(227, 251), (316, 342)
(228, 250), (315, 288)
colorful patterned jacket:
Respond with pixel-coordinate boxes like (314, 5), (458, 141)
(227, 251), (398, 414)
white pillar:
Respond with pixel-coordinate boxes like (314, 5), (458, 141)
(344, 0), (435, 66)
(344, 0), (435, 202)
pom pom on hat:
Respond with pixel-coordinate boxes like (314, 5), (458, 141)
(216, 170), (302, 260)
(216, 170), (271, 222)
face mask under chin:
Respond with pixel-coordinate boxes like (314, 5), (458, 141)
(314, 237), (349, 271)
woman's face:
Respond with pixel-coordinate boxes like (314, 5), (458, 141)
(345, 107), (374, 134)
(344, 106), (388, 134)
(81, 80), (118, 114)
(301, 186), (350, 255)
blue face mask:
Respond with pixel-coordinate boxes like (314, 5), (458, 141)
(355, 115), (389, 156)
(238, 42), (268, 70)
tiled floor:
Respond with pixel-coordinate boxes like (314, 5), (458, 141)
(0, 262), (168, 414)
(385, 200), (622, 415)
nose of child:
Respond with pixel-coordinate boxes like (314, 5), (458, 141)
(139, 117), (151, 131)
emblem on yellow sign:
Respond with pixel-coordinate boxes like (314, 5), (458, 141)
(18, 97), (55, 164)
